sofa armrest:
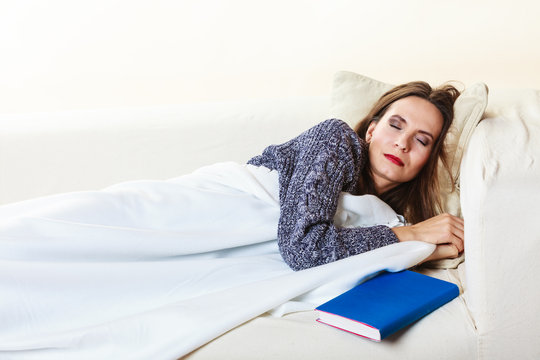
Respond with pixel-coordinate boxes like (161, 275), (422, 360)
(460, 88), (540, 359)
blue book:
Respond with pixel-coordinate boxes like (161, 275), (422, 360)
(315, 270), (459, 341)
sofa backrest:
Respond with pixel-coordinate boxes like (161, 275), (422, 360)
(0, 96), (329, 205)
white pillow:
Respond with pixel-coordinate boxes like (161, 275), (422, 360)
(329, 71), (488, 268)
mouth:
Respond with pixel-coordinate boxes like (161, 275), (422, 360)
(384, 154), (404, 167)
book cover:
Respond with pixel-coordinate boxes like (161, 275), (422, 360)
(315, 270), (459, 341)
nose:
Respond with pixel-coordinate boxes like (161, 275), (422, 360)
(394, 135), (410, 152)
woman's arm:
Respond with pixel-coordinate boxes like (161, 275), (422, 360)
(273, 120), (400, 271)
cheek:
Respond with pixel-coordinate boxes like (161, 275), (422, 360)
(411, 151), (431, 172)
(371, 127), (394, 145)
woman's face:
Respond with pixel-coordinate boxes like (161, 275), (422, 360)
(366, 96), (443, 194)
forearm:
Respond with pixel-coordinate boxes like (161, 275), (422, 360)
(391, 225), (417, 242)
(279, 224), (399, 271)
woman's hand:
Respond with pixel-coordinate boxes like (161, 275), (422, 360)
(392, 213), (464, 262)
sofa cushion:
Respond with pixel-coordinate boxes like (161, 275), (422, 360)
(183, 267), (476, 360)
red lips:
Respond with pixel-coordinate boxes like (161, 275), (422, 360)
(384, 154), (404, 166)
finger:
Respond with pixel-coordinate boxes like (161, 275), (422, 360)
(444, 231), (464, 253)
(435, 221), (463, 249)
(433, 244), (460, 261)
(451, 217), (465, 232)
(449, 223), (465, 252)
(444, 214), (464, 230)
(438, 216), (464, 250)
(453, 236), (464, 253)
(449, 226), (464, 249)
(442, 244), (461, 259)
(452, 215), (464, 226)
(443, 213), (464, 232)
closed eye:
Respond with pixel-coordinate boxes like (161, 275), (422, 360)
(416, 137), (428, 146)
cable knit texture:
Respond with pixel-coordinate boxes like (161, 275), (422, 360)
(248, 119), (399, 271)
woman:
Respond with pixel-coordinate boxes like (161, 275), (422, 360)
(0, 80), (465, 358)
(0, 81), (463, 271)
(248, 81), (464, 270)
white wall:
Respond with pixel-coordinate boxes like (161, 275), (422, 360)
(1, 0), (539, 114)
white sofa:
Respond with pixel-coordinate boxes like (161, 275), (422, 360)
(1, 73), (539, 360)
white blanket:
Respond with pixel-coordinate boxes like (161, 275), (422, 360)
(0, 162), (434, 359)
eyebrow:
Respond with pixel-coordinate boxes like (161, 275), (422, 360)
(390, 115), (434, 140)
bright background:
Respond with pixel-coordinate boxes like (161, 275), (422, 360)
(1, 0), (539, 114)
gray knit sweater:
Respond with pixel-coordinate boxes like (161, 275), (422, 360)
(247, 119), (399, 271)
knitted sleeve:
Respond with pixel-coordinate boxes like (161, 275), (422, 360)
(253, 119), (399, 271)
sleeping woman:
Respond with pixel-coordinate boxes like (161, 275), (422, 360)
(0, 80), (465, 358)
(248, 81), (464, 270)
(0, 81), (464, 269)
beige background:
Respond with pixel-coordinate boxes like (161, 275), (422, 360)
(1, 0), (539, 114)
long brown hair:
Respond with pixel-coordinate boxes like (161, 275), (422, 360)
(354, 81), (460, 224)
